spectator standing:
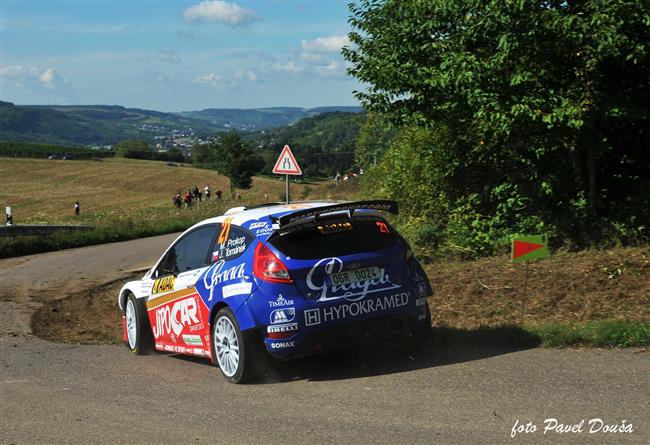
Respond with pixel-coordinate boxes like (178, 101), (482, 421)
(173, 192), (182, 208)
(184, 190), (193, 209)
(335, 171), (341, 187)
(204, 184), (212, 200)
(216, 189), (223, 199)
(74, 201), (80, 216)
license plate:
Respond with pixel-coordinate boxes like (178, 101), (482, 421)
(329, 266), (382, 285)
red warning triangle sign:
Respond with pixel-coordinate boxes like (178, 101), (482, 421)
(272, 145), (302, 175)
(513, 240), (545, 260)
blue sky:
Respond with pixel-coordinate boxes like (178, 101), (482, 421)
(0, 0), (361, 111)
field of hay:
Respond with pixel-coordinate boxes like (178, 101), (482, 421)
(0, 157), (359, 225)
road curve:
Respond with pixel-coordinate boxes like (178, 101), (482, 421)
(0, 236), (648, 444)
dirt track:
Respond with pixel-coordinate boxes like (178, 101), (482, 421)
(0, 235), (648, 444)
(0, 233), (179, 338)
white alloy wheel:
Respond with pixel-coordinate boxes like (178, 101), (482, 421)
(126, 298), (137, 349)
(214, 315), (240, 377)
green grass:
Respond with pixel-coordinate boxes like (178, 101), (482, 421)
(526, 320), (650, 348)
(0, 204), (223, 258)
(429, 321), (649, 349)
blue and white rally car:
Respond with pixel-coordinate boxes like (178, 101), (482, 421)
(119, 200), (432, 383)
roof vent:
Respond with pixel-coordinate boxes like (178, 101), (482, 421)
(224, 206), (247, 215)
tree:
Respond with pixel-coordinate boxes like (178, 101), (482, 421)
(344, 0), (650, 247)
(115, 140), (149, 158)
(211, 131), (264, 198)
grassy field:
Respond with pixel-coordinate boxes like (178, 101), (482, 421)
(0, 156), (359, 224)
(0, 157), (360, 257)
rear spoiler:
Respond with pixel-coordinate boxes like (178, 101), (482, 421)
(276, 200), (398, 233)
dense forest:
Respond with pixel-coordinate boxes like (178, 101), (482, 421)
(246, 111), (366, 177)
(343, 0), (650, 259)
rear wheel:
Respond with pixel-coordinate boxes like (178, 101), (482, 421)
(124, 293), (153, 355)
(211, 308), (264, 384)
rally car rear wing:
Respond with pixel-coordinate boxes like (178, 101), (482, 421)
(275, 200), (398, 235)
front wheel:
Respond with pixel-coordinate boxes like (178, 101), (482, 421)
(124, 293), (153, 355)
(211, 307), (264, 384)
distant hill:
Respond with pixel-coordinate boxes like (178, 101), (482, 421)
(0, 101), (362, 146)
(179, 106), (362, 131)
(0, 101), (215, 146)
(246, 111), (367, 177)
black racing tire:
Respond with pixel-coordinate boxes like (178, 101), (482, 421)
(124, 293), (153, 355)
(211, 307), (266, 384)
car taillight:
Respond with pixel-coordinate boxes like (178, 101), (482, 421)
(254, 242), (293, 283)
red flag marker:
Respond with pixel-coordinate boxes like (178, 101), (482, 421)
(512, 240), (545, 260)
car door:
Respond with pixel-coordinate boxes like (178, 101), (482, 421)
(147, 224), (218, 352)
(196, 219), (257, 308)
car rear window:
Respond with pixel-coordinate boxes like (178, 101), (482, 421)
(269, 219), (399, 259)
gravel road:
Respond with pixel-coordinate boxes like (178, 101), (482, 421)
(0, 235), (647, 444)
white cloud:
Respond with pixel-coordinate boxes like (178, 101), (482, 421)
(234, 69), (257, 82)
(1, 65), (75, 103)
(299, 52), (323, 63)
(40, 68), (55, 87)
(1, 65), (67, 89)
(267, 60), (304, 74)
(314, 61), (344, 77)
(301, 35), (350, 53)
(183, 1), (255, 27)
(194, 72), (222, 86)
(159, 49), (182, 64)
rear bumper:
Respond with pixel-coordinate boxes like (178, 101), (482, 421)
(240, 284), (430, 360)
(287, 314), (416, 359)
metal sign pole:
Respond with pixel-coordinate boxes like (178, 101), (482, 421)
(520, 261), (530, 322)
(285, 174), (289, 204)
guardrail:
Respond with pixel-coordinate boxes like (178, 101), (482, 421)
(0, 225), (94, 238)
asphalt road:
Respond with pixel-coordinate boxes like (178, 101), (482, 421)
(1, 235), (648, 444)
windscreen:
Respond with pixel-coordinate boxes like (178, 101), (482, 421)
(269, 219), (399, 259)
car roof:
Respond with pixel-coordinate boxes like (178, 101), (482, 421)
(188, 201), (341, 230)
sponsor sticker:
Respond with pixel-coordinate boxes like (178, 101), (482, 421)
(182, 334), (203, 346)
(270, 307), (296, 324)
(152, 295), (203, 339)
(203, 260), (246, 301)
(268, 295), (294, 308)
(152, 275), (175, 294)
(222, 282), (253, 299)
(303, 292), (410, 326)
(306, 257), (400, 302)
(270, 341), (295, 349)
(304, 309), (321, 326)
(267, 323), (299, 334)
(249, 221), (268, 230)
